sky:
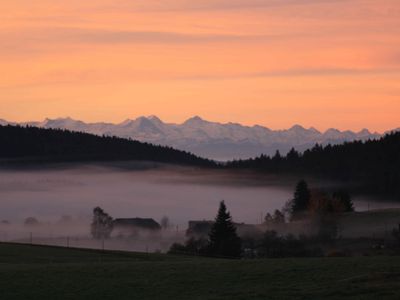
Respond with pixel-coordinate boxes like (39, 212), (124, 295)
(0, 0), (399, 132)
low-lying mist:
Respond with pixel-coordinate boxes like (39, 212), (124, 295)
(0, 162), (398, 251)
(0, 163), (294, 225)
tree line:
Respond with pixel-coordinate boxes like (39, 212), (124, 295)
(227, 132), (400, 197)
(2, 124), (399, 197)
(0, 125), (215, 167)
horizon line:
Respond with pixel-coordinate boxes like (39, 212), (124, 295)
(1, 115), (397, 135)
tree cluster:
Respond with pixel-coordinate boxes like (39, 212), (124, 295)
(264, 210), (285, 225)
(227, 132), (400, 197)
(269, 180), (354, 221)
(243, 231), (323, 258)
(263, 180), (353, 242)
(169, 201), (242, 258)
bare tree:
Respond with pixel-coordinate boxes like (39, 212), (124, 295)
(160, 216), (170, 230)
(91, 207), (113, 239)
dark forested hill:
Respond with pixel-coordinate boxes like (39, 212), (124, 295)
(0, 125), (215, 166)
(227, 132), (400, 197)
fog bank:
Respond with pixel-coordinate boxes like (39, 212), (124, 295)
(0, 163), (398, 231)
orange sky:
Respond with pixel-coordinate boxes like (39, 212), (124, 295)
(0, 0), (399, 132)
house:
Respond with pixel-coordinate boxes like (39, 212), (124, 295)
(113, 218), (161, 237)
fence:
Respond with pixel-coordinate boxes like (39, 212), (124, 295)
(0, 229), (187, 254)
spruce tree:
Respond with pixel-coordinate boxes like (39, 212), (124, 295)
(291, 180), (311, 214)
(208, 201), (242, 258)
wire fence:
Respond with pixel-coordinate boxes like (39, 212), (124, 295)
(0, 230), (187, 254)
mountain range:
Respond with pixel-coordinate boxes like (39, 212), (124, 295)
(0, 116), (395, 160)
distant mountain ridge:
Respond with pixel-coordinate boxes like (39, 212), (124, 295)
(0, 116), (395, 160)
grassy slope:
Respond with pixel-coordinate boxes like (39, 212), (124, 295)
(1, 243), (400, 300)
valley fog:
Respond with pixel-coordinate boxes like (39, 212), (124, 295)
(1, 163), (398, 224)
(0, 163), (398, 252)
(0, 163), (298, 225)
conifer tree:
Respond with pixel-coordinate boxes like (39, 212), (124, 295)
(208, 201), (241, 258)
(291, 180), (311, 214)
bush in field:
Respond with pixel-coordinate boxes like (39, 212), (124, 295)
(256, 230), (323, 258)
(168, 237), (209, 255)
(90, 207), (113, 239)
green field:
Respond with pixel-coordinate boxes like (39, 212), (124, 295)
(1, 243), (400, 300)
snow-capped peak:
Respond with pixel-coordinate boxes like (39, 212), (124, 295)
(183, 116), (207, 125)
(289, 124), (307, 132)
(147, 115), (163, 123)
(3, 115), (384, 160)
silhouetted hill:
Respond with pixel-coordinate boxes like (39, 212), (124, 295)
(0, 116), (384, 160)
(0, 125), (215, 167)
(227, 132), (400, 197)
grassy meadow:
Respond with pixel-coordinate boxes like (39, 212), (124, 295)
(1, 242), (400, 300)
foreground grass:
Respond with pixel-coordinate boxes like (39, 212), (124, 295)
(0, 243), (400, 300)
